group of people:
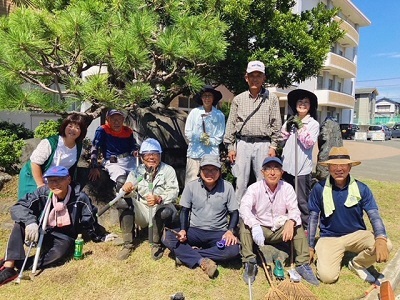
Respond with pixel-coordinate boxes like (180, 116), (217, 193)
(0, 60), (391, 290)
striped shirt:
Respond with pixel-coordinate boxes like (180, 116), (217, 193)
(224, 90), (282, 151)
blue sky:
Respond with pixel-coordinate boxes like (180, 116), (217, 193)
(352, 0), (400, 101)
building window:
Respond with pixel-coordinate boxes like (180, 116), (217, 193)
(317, 76), (323, 90)
(328, 79), (333, 90)
(338, 82), (342, 92)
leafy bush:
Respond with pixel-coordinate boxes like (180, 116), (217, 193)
(34, 119), (63, 139)
(0, 121), (34, 139)
(0, 130), (25, 174)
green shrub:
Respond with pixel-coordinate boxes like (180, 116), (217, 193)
(0, 121), (34, 139)
(34, 119), (62, 139)
(0, 130), (25, 174)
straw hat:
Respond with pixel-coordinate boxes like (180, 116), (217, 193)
(319, 147), (361, 167)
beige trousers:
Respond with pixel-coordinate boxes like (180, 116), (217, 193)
(315, 230), (392, 283)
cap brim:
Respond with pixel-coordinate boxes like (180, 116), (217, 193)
(319, 159), (361, 167)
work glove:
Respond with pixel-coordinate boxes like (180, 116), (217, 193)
(200, 133), (211, 146)
(375, 237), (389, 263)
(286, 115), (303, 132)
(25, 223), (39, 243)
(251, 225), (265, 247)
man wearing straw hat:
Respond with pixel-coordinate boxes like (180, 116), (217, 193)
(0, 166), (101, 286)
(308, 146), (392, 284)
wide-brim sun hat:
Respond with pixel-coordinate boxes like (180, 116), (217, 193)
(287, 89), (318, 117)
(319, 146), (361, 167)
(194, 85), (223, 106)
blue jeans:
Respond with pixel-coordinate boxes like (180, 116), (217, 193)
(162, 227), (240, 268)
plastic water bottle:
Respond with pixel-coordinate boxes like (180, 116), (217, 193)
(74, 234), (84, 260)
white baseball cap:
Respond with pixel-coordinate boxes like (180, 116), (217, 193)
(139, 138), (162, 154)
(246, 60), (265, 74)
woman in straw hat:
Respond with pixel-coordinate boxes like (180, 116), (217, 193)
(307, 146), (392, 284)
(281, 89), (319, 230)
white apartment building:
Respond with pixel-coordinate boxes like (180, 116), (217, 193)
(271, 0), (371, 124)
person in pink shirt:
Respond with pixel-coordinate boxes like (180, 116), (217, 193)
(239, 157), (318, 286)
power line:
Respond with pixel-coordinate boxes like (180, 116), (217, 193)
(357, 77), (400, 82)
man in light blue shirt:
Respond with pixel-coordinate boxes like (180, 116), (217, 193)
(184, 85), (225, 184)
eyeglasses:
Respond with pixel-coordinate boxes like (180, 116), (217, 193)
(45, 177), (68, 185)
(201, 168), (220, 174)
(329, 164), (350, 170)
(262, 167), (281, 173)
(202, 94), (214, 99)
(142, 152), (160, 159)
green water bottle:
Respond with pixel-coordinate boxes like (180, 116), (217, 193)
(74, 234), (84, 260)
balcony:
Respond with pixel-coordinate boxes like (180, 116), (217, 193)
(322, 52), (356, 79)
(334, 16), (359, 47)
(314, 90), (355, 109)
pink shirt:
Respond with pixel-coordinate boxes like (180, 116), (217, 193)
(239, 180), (301, 229)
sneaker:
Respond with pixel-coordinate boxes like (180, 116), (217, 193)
(0, 267), (18, 286)
(273, 259), (285, 280)
(295, 264), (320, 286)
(348, 260), (376, 283)
(242, 258), (258, 285)
(151, 244), (165, 261)
(199, 258), (217, 278)
(175, 257), (183, 267)
(117, 244), (134, 260)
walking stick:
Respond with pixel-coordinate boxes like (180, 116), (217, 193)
(15, 194), (53, 283)
(146, 166), (155, 244)
(31, 191), (53, 275)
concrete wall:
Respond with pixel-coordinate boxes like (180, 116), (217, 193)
(0, 110), (60, 131)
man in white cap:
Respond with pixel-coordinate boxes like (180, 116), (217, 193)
(0, 166), (101, 286)
(89, 109), (139, 192)
(117, 138), (179, 260)
(308, 146), (392, 284)
(224, 60), (282, 204)
(162, 154), (240, 279)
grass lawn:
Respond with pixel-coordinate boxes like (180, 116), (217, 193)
(0, 176), (399, 300)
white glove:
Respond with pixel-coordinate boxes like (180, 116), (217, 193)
(251, 225), (265, 246)
(103, 233), (119, 242)
(25, 223), (39, 243)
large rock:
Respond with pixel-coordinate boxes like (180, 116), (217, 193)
(316, 117), (343, 181)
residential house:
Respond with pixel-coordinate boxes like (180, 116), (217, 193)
(375, 97), (400, 124)
(354, 88), (378, 125)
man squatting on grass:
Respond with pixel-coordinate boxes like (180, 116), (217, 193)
(162, 154), (240, 278)
(117, 138), (179, 261)
(239, 157), (319, 286)
(0, 166), (101, 286)
(308, 146), (392, 284)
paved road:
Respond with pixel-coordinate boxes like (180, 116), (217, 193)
(313, 138), (400, 182)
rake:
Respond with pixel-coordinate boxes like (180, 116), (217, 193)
(257, 249), (289, 300)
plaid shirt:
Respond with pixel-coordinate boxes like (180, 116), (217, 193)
(224, 90), (282, 151)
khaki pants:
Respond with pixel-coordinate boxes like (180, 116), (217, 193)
(239, 219), (309, 265)
(185, 158), (201, 185)
(315, 230), (393, 283)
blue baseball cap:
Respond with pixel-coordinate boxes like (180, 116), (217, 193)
(43, 166), (70, 178)
(262, 157), (282, 168)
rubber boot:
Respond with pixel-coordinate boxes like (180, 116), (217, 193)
(273, 259), (285, 280)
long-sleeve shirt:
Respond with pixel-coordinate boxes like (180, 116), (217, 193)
(281, 115), (319, 176)
(125, 162), (179, 206)
(224, 89), (282, 151)
(239, 180), (301, 229)
(308, 176), (387, 248)
(185, 106), (225, 158)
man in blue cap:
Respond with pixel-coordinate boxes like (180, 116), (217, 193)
(239, 156), (318, 286)
(0, 166), (102, 286)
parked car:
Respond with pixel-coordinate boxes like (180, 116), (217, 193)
(367, 125), (392, 140)
(339, 124), (359, 140)
(391, 123), (400, 138)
